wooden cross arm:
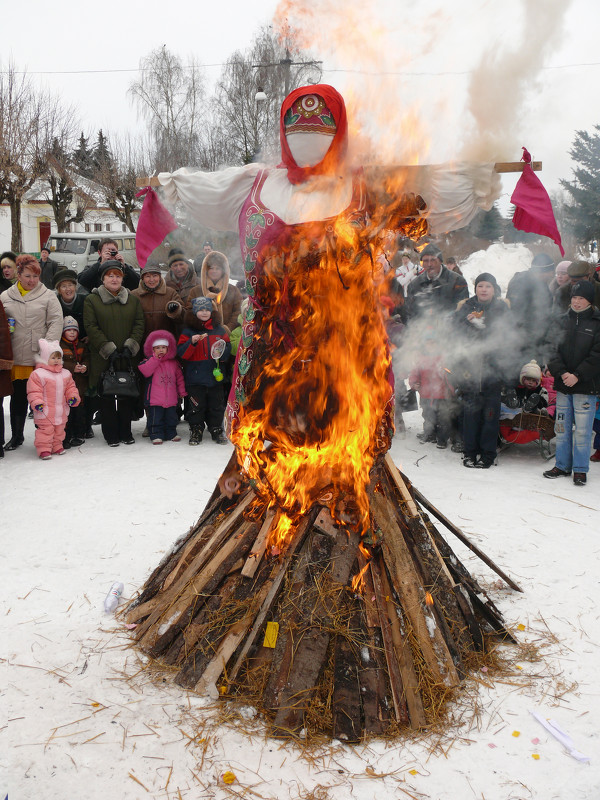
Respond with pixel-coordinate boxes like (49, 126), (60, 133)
(135, 161), (541, 189)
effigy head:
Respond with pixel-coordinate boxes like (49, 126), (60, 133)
(279, 84), (348, 183)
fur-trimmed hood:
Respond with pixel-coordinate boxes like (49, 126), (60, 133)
(143, 328), (177, 360)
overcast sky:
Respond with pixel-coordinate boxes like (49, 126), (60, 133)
(4, 0), (598, 208)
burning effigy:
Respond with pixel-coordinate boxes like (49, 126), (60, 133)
(126, 85), (516, 742)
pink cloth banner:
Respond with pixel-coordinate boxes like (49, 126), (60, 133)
(511, 148), (564, 256)
(135, 187), (178, 269)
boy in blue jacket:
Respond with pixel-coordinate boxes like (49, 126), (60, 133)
(177, 296), (231, 445)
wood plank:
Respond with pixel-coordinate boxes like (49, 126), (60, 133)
(241, 508), (277, 578)
(332, 621), (362, 742)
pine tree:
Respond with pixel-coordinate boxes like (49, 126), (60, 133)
(72, 132), (95, 178)
(93, 129), (114, 174)
(473, 204), (505, 242)
(560, 124), (600, 245)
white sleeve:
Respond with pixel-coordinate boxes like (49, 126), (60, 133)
(158, 164), (262, 232)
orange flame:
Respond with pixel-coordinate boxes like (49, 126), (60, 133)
(425, 591), (434, 606)
(351, 542), (372, 593)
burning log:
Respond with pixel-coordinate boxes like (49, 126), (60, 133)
(126, 460), (514, 741)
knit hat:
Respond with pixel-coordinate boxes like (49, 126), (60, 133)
(152, 338), (169, 347)
(141, 262), (162, 275)
(530, 253), (554, 271)
(419, 243), (443, 262)
(192, 296), (213, 313)
(168, 253), (189, 269)
(571, 280), (595, 304)
(37, 338), (62, 364)
(62, 316), (79, 332)
(203, 240), (213, 249)
(555, 260), (571, 274)
(100, 260), (124, 279)
(520, 360), (542, 384)
(53, 268), (78, 288)
(1, 251), (17, 271)
(567, 260), (592, 279)
(474, 272), (500, 295)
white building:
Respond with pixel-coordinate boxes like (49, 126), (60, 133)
(0, 176), (139, 255)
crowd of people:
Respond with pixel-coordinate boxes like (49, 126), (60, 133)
(2, 238), (600, 486)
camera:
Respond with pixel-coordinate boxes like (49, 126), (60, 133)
(109, 249), (117, 256)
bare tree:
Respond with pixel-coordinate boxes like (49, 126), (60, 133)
(45, 138), (91, 232)
(211, 28), (322, 167)
(94, 133), (146, 232)
(129, 47), (206, 172)
(0, 62), (76, 250)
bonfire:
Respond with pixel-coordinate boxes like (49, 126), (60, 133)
(126, 84), (519, 742)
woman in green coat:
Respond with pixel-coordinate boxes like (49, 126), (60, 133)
(83, 261), (144, 446)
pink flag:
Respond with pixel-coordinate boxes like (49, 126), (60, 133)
(135, 187), (178, 269)
(511, 148), (564, 256)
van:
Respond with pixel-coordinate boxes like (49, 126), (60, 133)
(44, 233), (138, 274)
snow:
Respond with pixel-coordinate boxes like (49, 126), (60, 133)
(4, 408), (600, 800)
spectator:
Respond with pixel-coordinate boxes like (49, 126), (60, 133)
(591, 399), (600, 463)
(506, 252), (554, 366)
(165, 252), (199, 305)
(83, 260), (145, 446)
(553, 260), (599, 314)
(393, 251), (419, 288)
(409, 335), (452, 448)
(54, 269), (87, 337)
(39, 246), (61, 289)
(543, 281), (600, 486)
(446, 256), (463, 276)
(131, 263), (184, 342)
(1, 254), (63, 451)
(178, 296), (231, 446)
(138, 329), (186, 444)
(453, 272), (511, 468)
(60, 316), (90, 448)
(193, 240), (214, 276)
(549, 260), (571, 301)
(0, 302), (14, 458)
(185, 250), (242, 331)
(26, 338), (80, 460)
(405, 244), (468, 318)
(1, 251), (18, 292)
(78, 239), (140, 293)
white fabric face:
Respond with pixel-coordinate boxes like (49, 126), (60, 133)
(286, 132), (333, 167)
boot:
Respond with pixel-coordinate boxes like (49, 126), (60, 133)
(590, 450), (600, 463)
(189, 425), (203, 446)
(5, 415), (26, 451)
(210, 428), (228, 445)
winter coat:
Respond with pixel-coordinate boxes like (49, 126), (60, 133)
(27, 344), (80, 428)
(514, 383), (548, 411)
(452, 296), (512, 393)
(138, 330), (186, 408)
(60, 335), (90, 396)
(546, 306), (600, 395)
(165, 264), (200, 305)
(131, 278), (184, 340)
(78, 259), (140, 293)
(0, 301), (14, 398)
(405, 266), (468, 318)
(185, 255), (242, 331)
(57, 293), (88, 339)
(40, 258), (61, 290)
(83, 285), (145, 390)
(409, 356), (450, 400)
(177, 318), (231, 388)
(1, 281), (63, 366)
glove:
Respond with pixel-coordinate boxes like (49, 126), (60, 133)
(34, 403), (44, 411)
(522, 393), (541, 414)
(67, 397), (78, 407)
(121, 346), (132, 359)
(503, 388), (519, 409)
(167, 302), (179, 313)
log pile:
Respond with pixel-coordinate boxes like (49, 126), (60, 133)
(125, 453), (515, 742)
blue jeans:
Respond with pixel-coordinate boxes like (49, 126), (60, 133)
(554, 392), (597, 474)
(147, 405), (179, 441)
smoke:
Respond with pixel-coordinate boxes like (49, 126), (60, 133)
(274, 0), (574, 167)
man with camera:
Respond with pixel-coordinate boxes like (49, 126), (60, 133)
(78, 239), (140, 293)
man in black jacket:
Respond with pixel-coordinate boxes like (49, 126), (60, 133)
(506, 252), (554, 364)
(405, 244), (468, 318)
(39, 247), (61, 289)
(543, 281), (600, 486)
(78, 239), (140, 292)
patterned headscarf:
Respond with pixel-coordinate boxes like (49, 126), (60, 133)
(279, 84), (348, 185)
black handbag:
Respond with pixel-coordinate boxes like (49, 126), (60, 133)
(100, 356), (139, 399)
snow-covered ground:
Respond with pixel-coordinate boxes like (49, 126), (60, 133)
(3, 405), (599, 800)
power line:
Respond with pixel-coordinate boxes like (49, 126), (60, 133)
(2, 61), (600, 77)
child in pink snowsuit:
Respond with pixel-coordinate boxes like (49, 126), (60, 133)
(26, 339), (81, 459)
(138, 329), (186, 444)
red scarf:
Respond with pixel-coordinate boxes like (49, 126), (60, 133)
(278, 84), (348, 185)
